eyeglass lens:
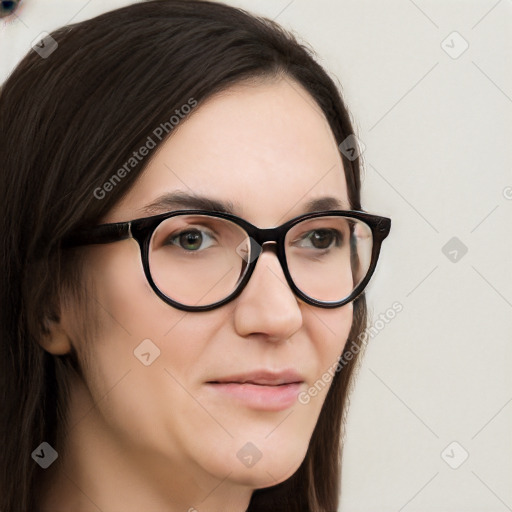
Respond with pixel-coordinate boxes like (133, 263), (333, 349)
(148, 214), (373, 307)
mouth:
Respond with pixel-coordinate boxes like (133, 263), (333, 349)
(205, 370), (305, 411)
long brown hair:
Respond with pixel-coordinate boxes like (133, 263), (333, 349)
(0, 1), (367, 510)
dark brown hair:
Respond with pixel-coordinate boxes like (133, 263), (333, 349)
(0, 1), (367, 510)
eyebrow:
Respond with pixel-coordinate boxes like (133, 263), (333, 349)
(140, 191), (349, 216)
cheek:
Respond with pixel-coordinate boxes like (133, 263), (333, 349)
(74, 242), (211, 438)
(82, 238), (207, 349)
(304, 302), (353, 371)
(296, 302), (353, 411)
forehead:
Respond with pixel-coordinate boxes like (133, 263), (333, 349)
(110, 77), (349, 225)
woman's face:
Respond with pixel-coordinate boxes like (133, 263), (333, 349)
(72, 78), (352, 498)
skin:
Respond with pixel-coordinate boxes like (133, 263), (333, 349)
(40, 77), (353, 512)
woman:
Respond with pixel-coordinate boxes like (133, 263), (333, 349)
(0, 1), (390, 511)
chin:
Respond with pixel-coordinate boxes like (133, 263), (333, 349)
(227, 458), (303, 489)
(203, 435), (308, 488)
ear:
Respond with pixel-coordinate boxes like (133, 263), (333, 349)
(39, 312), (73, 355)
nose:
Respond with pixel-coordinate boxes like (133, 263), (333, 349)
(233, 243), (303, 341)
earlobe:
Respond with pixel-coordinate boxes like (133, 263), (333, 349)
(39, 316), (72, 355)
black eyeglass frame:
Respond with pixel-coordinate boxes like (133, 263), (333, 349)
(63, 209), (391, 312)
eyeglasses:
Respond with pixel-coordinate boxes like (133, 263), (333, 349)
(63, 209), (391, 311)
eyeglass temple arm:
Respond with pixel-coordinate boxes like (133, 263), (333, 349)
(62, 221), (132, 247)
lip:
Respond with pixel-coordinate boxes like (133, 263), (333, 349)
(206, 370), (304, 411)
(208, 369), (304, 386)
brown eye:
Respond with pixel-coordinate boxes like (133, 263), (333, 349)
(295, 229), (342, 251)
(309, 230), (336, 249)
